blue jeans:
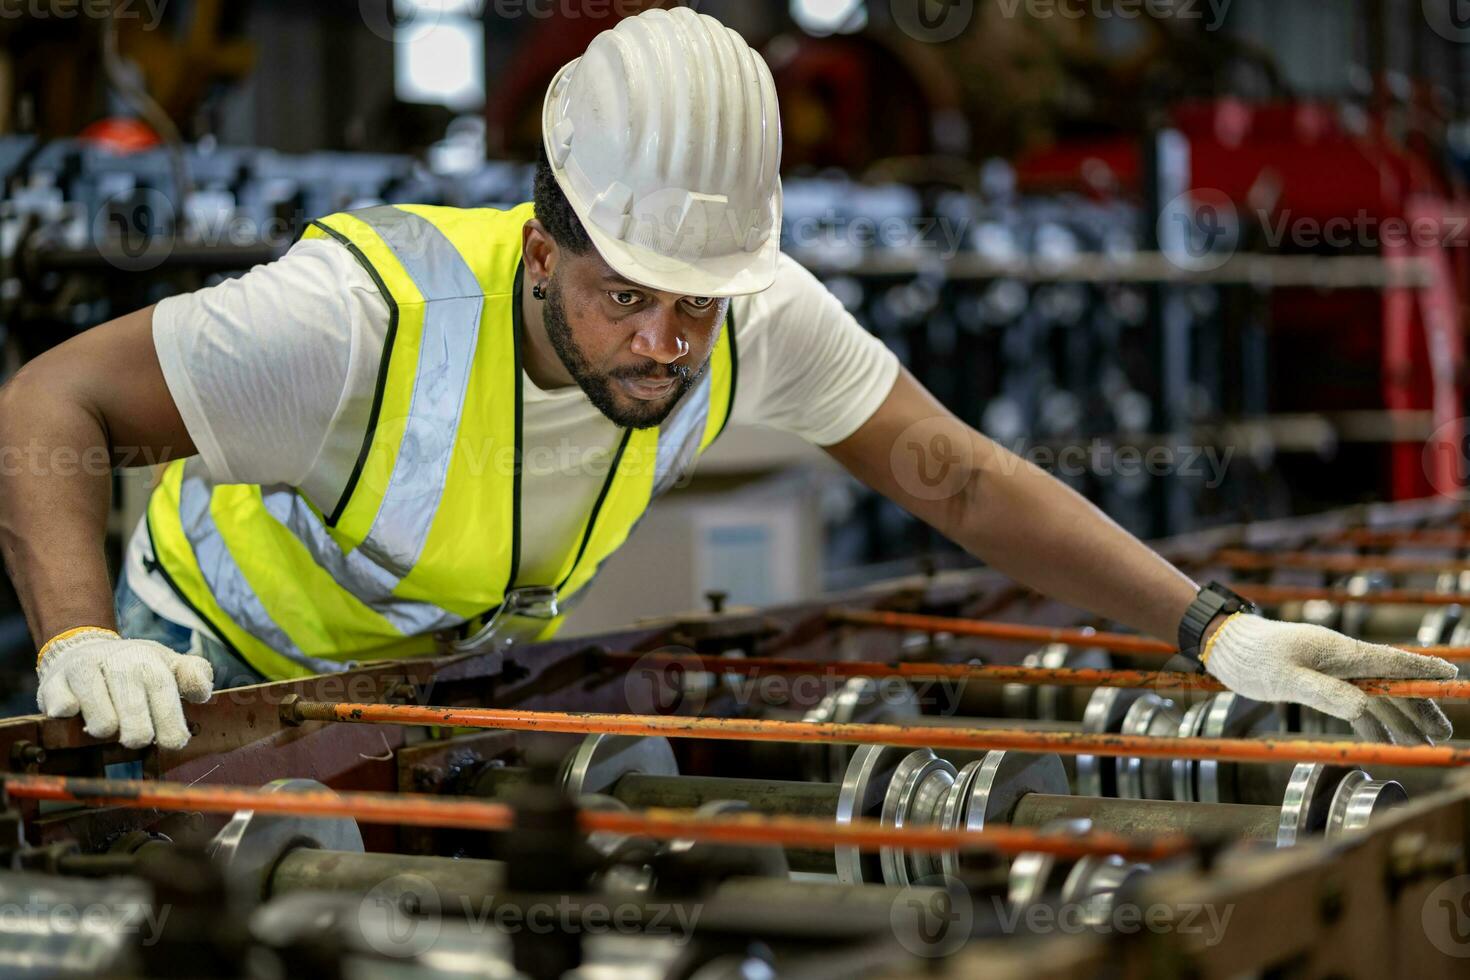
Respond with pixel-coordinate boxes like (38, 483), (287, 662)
(114, 574), (264, 689)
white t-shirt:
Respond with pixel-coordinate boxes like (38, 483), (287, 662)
(125, 232), (899, 635)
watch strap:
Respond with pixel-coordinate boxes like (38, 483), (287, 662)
(1177, 581), (1257, 660)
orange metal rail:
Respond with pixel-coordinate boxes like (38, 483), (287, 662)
(1, 775), (1192, 861)
(826, 608), (1470, 662)
(601, 650), (1470, 697)
(280, 700), (1470, 768)
(1321, 528), (1470, 549)
(1212, 549), (1470, 575)
(1235, 583), (1470, 607)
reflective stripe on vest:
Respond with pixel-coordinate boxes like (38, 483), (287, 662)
(146, 202), (736, 679)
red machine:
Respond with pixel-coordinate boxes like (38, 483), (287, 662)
(1018, 99), (1469, 501)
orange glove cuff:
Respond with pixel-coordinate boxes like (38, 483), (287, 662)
(37, 626), (119, 667)
(1197, 611), (1243, 668)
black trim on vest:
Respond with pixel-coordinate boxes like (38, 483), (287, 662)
(556, 427), (633, 594)
(717, 304), (739, 441)
(308, 218), (401, 528)
(507, 261), (525, 593)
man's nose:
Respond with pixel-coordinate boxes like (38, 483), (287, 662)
(629, 311), (689, 365)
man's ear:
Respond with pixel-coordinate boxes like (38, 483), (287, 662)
(522, 219), (558, 283)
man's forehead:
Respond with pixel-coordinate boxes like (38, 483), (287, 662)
(577, 250), (715, 301)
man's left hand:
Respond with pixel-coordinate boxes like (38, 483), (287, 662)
(1202, 614), (1457, 744)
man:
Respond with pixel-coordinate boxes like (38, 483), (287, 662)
(0, 8), (1456, 750)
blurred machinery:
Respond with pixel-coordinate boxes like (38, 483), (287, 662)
(1, 498), (1469, 977)
(3, 124), (1452, 548)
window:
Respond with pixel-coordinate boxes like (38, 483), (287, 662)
(394, 0), (486, 111)
(790, 0), (868, 36)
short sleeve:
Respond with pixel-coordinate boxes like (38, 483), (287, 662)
(729, 253), (899, 446)
(151, 238), (389, 495)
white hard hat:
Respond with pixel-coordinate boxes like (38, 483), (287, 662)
(541, 7), (783, 297)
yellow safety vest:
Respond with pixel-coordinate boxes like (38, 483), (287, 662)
(145, 202), (736, 679)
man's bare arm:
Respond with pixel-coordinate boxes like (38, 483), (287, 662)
(824, 367), (1457, 745)
(0, 304), (195, 648)
(823, 367), (1198, 641)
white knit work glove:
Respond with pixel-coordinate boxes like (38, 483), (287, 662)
(36, 628), (214, 749)
(1202, 613), (1456, 745)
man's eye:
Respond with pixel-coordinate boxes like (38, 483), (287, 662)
(610, 290), (641, 307)
(685, 296), (715, 311)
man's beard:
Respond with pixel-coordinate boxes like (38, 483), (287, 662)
(542, 275), (705, 429)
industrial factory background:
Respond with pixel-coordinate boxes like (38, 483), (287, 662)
(0, 2), (1469, 978)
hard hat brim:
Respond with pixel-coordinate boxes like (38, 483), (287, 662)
(574, 203), (782, 298)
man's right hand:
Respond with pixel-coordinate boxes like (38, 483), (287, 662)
(36, 628), (214, 749)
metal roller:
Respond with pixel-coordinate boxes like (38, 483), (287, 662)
(833, 743), (907, 884)
(803, 676), (921, 783)
(1076, 687), (1143, 797)
(1194, 693), (1282, 804)
(467, 737), (1414, 885)
(878, 748), (958, 886)
(560, 732), (680, 798)
(1276, 762), (1407, 846)
(1115, 694), (1182, 801)
(206, 778), (364, 903)
(1001, 643), (1113, 722)
(1006, 818), (1097, 910)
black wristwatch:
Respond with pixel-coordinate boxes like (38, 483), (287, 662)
(1177, 581), (1258, 662)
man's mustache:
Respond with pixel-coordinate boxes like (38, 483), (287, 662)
(610, 362), (694, 384)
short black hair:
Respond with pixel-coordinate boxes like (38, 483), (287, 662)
(534, 147), (592, 255)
